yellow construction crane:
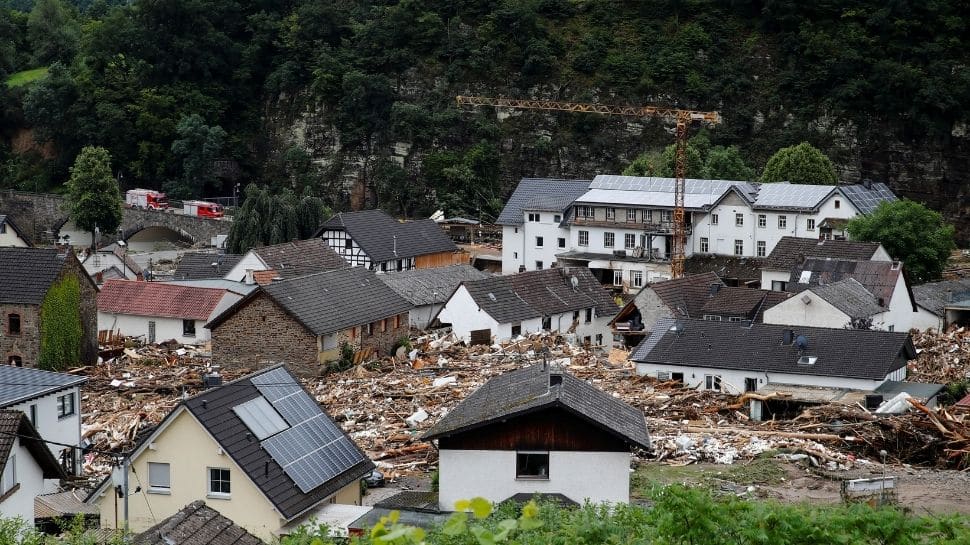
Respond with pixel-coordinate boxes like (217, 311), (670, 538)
(456, 95), (721, 279)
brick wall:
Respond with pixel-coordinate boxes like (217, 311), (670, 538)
(0, 303), (40, 366)
(210, 293), (320, 374)
(337, 312), (410, 358)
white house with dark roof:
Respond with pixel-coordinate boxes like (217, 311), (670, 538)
(498, 176), (897, 291)
(423, 364), (650, 510)
(86, 365), (374, 542)
(0, 410), (67, 523)
(760, 236), (892, 291)
(912, 279), (970, 331)
(222, 239), (349, 284)
(434, 267), (618, 346)
(0, 215), (30, 247)
(377, 265), (491, 330)
(81, 244), (143, 284)
(631, 318), (915, 395)
(316, 210), (461, 273)
(0, 365), (86, 483)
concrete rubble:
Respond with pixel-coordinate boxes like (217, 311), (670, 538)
(74, 327), (970, 485)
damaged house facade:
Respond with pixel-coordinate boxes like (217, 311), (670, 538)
(223, 238), (349, 284)
(377, 265), (491, 330)
(760, 236), (892, 292)
(86, 366), (373, 542)
(0, 247), (98, 367)
(423, 364), (650, 510)
(207, 267), (412, 373)
(500, 176), (896, 291)
(611, 272), (791, 348)
(434, 267), (618, 345)
(316, 210), (463, 272)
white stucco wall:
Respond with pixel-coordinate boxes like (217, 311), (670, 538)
(436, 286), (502, 343)
(98, 312), (208, 345)
(634, 361), (900, 394)
(0, 227), (29, 247)
(438, 449), (630, 510)
(82, 252), (138, 281)
(501, 226), (522, 274)
(0, 439), (47, 523)
(8, 387), (82, 486)
(763, 292), (854, 329)
(223, 252), (267, 283)
(912, 306), (943, 331)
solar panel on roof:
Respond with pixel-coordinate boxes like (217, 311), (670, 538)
(251, 367), (301, 402)
(262, 414), (363, 493)
(233, 397), (289, 440)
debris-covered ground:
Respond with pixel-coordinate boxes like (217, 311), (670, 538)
(77, 327), (970, 489)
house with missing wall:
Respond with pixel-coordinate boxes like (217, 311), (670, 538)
(222, 238), (349, 284)
(423, 364), (650, 510)
(760, 236), (891, 291)
(316, 210), (463, 273)
(97, 280), (243, 345)
(377, 265), (492, 330)
(434, 267), (618, 346)
(631, 318), (921, 419)
(86, 365), (374, 542)
(0, 411), (67, 524)
(610, 272), (791, 348)
(768, 257), (939, 332)
(0, 215), (30, 247)
(207, 267), (412, 374)
(0, 247), (98, 368)
(912, 278), (970, 331)
(0, 366), (86, 483)
(81, 243), (143, 284)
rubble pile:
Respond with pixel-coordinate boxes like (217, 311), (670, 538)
(77, 328), (970, 481)
(909, 327), (970, 384)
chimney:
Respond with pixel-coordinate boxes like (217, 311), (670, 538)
(244, 269), (255, 285)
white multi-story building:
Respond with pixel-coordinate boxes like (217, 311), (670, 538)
(499, 176), (898, 292)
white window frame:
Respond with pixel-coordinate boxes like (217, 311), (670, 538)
(710, 213), (719, 225)
(728, 317), (743, 322)
(577, 206), (593, 219)
(527, 213), (540, 222)
(626, 209), (637, 222)
(734, 239), (744, 256)
(603, 232), (615, 248)
(553, 214), (561, 223)
(624, 233), (635, 249)
(756, 241), (766, 257)
(515, 451), (550, 480)
(557, 237), (566, 248)
(778, 215), (787, 229)
(735, 213), (744, 227)
(703, 315), (722, 321)
(705, 375), (722, 391)
(605, 208), (616, 221)
(578, 231), (589, 247)
(758, 214), (766, 228)
(207, 467), (231, 498)
(699, 237), (709, 253)
(535, 261), (543, 270)
(148, 462), (171, 494)
(806, 218), (816, 231)
(535, 236), (543, 247)
(661, 210), (673, 223)
(630, 270), (644, 288)
(613, 270), (623, 287)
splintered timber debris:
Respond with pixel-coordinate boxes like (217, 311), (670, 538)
(78, 327), (970, 482)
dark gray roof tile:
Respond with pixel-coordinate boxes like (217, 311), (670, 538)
(423, 364), (649, 449)
(174, 253), (243, 280)
(0, 366), (87, 407)
(0, 247), (69, 304)
(317, 210), (457, 262)
(378, 265), (491, 306)
(809, 278), (885, 318)
(253, 239), (349, 278)
(496, 179), (591, 225)
(913, 279), (970, 317)
(133, 500), (264, 545)
(764, 237), (882, 271)
(631, 318), (914, 380)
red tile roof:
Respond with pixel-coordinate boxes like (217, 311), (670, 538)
(955, 393), (970, 409)
(97, 280), (226, 321)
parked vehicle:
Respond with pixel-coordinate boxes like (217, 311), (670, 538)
(182, 200), (225, 218)
(125, 189), (169, 210)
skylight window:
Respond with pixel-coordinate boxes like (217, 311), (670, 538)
(233, 396), (289, 439)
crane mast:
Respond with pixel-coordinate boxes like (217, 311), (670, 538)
(456, 95), (721, 279)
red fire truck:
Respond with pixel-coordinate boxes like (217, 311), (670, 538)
(125, 189), (169, 210)
(182, 200), (225, 218)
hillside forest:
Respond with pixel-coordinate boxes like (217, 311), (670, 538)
(1, 0), (969, 238)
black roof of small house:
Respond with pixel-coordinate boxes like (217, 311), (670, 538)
(0, 247), (71, 304)
(207, 267), (412, 336)
(455, 267), (618, 324)
(378, 265), (491, 306)
(422, 364), (650, 449)
(0, 366), (87, 408)
(764, 237), (883, 271)
(252, 238), (349, 277)
(316, 210), (457, 262)
(173, 253), (243, 280)
(631, 318), (914, 380)
(0, 410), (66, 481)
(912, 278), (970, 317)
(133, 500), (264, 545)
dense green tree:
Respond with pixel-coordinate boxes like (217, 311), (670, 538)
(847, 199), (956, 283)
(226, 184), (329, 253)
(760, 142), (838, 184)
(705, 145), (754, 180)
(167, 114), (226, 199)
(26, 0), (79, 65)
(64, 146), (122, 249)
(621, 151), (663, 177)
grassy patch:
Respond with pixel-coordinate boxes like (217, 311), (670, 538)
(633, 458), (787, 499)
(6, 67), (49, 88)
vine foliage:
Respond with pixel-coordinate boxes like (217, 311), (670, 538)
(39, 275), (82, 371)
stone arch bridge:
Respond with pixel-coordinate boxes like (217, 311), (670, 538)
(0, 189), (231, 246)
